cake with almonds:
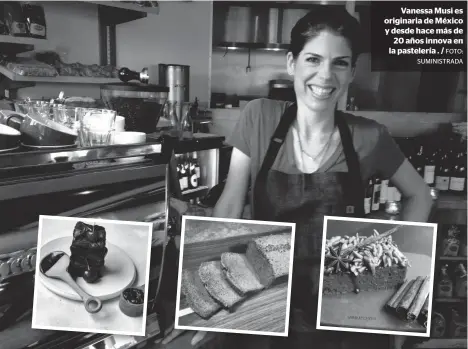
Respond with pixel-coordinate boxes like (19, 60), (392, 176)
(68, 221), (108, 283)
(322, 226), (408, 295)
(322, 226), (410, 294)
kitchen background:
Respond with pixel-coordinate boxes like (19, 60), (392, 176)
(0, 1), (466, 349)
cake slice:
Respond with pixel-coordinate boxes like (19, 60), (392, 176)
(198, 261), (244, 308)
(181, 269), (222, 319)
(221, 253), (264, 295)
(246, 233), (291, 287)
(68, 222), (108, 282)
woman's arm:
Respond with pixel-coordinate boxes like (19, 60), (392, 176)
(390, 159), (433, 222)
(212, 148), (251, 219)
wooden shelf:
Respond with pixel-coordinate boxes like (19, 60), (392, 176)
(414, 338), (467, 349)
(438, 256), (467, 261)
(0, 66), (119, 84)
(434, 298), (467, 303)
(0, 35), (47, 45)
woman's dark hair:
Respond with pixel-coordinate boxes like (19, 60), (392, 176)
(289, 6), (362, 66)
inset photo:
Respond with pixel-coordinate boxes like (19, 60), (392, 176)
(32, 215), (152, 336)
(175, 216), (296, 337)
(318, 217), (437, 337)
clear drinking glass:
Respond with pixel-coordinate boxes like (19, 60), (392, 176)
(52, 105), (80, 131)
(77, 108), (116, 147)
(180, 102), (193, 139)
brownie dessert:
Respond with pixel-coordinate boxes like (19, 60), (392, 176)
(68, 221), (108, 283)
(322, 228), (408, 295)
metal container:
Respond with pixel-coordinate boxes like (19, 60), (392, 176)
(267, 8), (280, 44)
(158, 64), (190, 105)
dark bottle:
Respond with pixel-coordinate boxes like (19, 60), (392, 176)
(436, 264), (453, 298)
(449, 150), (466, 193)
(414, 145), (425, 178)
(21, 2), (46, 39)
(364, 178), (373, 215)
(192, 151), (201, 180)
(435, 152), (451, 192)
(371, 177), (381, 212)
(423, 146), (437, 187)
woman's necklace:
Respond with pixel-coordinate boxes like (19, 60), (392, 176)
(295, 125), (336, 164)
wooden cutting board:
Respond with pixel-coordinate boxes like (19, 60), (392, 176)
(320, 252), (432, 334)
(176, 225), (293, 334)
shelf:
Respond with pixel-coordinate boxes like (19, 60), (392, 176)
(414, 338), (467, 348)
(434, 298), (467, 303)
(438, 256), (468, 261)
(0, 34), (47, 45)
(0, 66), (120, 84)
(437, 192), (467, 211)
(214, 41), (289, 52)
(89, 1), (160, 14)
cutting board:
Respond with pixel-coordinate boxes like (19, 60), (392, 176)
(319, 252), (432, 333)
(176, 225), (294, 334)
(38, 237), (136, 301)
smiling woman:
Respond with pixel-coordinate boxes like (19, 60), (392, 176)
(162, 5), (433, 349)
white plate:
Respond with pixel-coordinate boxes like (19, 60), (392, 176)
(38, 236), (136, 301)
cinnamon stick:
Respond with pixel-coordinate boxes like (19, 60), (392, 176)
(418, 295), (430, 328)
(396, 276), (424, 319)
(341, 225), (404, 257)
(386, 279), (415, 311)
(407, 276), (431, 321)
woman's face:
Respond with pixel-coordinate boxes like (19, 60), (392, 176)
(287, 30), (355, 113)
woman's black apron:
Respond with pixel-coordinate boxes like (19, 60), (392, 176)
(252, 103), (365, 340)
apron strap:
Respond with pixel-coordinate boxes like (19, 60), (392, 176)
(257, 103), (298, 180)
(335, 111), (365, 216)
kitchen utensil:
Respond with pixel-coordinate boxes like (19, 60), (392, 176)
(78, 108), (116, 147)
(159, 64), (190, 117)
(4, 110), (78, 147)
(101, 83), (168, 133)
(39, 251), (102, 313)
(119, 285), (146, 317)
(0, 124), (21, 150)
(39, 237), (136, 301)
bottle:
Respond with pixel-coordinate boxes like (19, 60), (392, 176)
(380, 179), (389, 209)
(371, 177), (381, 212)
(179, 154), (188, 191)
(414, 144), (425, 178)
(364, 178), (373, 215)
(423, 146), (437, 187)
(437, 264), (453, 298)
(192, 151), (201, 180)
(442, 225), (461, 257)
(431, 312), (446, 338)
(449, 150), (466, 193)
(435, 151), (451, 192)
(448, 308), (466, 338)
(188, 153), (199, 190)
(454, 263), (467, 298)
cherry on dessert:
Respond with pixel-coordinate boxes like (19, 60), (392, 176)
(83, 269), (99, 283)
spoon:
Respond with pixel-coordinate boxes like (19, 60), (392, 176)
(40, 251), (102, 313)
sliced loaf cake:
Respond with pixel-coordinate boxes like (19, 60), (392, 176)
(181, 269), (222, 319)
(198, 261), (244, 308)
(246, 233), (291, 287)
(221, 252), (264, 295)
